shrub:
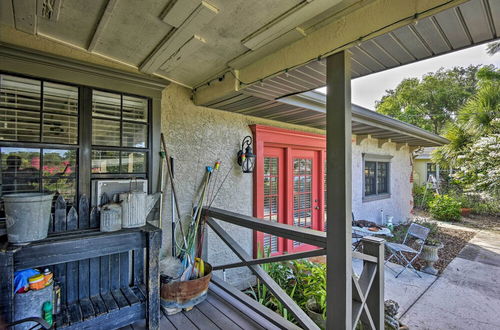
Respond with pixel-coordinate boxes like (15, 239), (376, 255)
(246, 258), (326, 323)
(413, 184), (435, 210)
(429, 194), (462, 221)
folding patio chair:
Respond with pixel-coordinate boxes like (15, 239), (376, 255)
(351, 212), (364, 251)
(384, 223), (430, 278)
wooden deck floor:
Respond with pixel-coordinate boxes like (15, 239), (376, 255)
(123, 278), (299, 330)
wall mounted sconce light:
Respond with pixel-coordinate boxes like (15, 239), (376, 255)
(237, 136), (255, 173)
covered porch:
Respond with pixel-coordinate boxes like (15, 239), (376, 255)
(0, 0), (498, 329)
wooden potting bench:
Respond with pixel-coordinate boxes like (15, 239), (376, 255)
(0, 194), (161, 329)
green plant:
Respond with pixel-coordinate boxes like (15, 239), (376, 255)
(301, 262), (327, 318)
(429, 194), (462, 221)
(246, 249), (327, 324)
(413, 184), (435, 210)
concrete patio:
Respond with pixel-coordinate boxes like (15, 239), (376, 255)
(401, 230), (500, 329)
(353, 259), (437, 317)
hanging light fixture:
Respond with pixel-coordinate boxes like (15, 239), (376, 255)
(237, 136), (256, 173)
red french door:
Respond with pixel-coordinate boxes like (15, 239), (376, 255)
(253, 125), (326, 257)
(288, 149), (320, 252)
(259, 147), (286, 256)
(256, 147), (323, 256)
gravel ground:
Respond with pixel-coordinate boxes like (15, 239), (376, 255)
(387, 211), (478, 274)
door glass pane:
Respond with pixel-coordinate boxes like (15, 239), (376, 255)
(92, 118), (120, 146)
(122, 122), (147, 148)
(121, 152), (146, 173)
(293, 158), (313, 247)
(91, 150), (120, 173)
(123, 95), (148, 122)
(0, 147), (40, 193)
(263, 157), (279, 254)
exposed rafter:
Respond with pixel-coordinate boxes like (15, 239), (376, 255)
(88, 0), (118, 52)
(140, 0), (219, 74)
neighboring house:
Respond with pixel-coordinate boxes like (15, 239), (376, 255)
(413, 147), (452, 188)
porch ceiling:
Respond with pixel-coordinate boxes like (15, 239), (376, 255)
(2, 0), (496, 90)
(194, 0), (497, 143)
(241, 0), (499, 101)
(0, 0), (358, 87)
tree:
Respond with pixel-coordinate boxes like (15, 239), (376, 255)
(433, 66), (500, 195)
(487, 41), (500, 55)
(375, 65), (480, 134)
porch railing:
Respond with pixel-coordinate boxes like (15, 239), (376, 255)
(203, 207), (385, 330)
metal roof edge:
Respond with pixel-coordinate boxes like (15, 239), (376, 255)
(278, 91), (449, 146)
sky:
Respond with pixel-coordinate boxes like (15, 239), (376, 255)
(317, 43), (500, 110)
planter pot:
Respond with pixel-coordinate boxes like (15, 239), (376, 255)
(4, 193), (54, 244)
(306, 299), (326, 329)
(420, 243), (443, 275)
(460, 208), (472, 217)
(160, 262), (212, 315)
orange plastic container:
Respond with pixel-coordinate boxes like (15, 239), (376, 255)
(28, 274), (45, 290)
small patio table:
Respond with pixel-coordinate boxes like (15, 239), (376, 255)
(352, 226), (393, 238)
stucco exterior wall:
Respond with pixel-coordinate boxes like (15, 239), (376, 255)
(161, 84), (414, 287)
(160, 84), (323, 288)
(351, 138), (413, 225)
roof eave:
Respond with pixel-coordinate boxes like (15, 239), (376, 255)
(278, 91), (449, 147)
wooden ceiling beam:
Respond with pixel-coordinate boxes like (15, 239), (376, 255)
(13, 0), (37, 35)
(88, 0), (119, 52)
(140, 0), (219, 74)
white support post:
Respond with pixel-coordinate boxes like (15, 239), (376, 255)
(326, 51), (352, 330)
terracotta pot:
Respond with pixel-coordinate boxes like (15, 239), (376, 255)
(460, 208), (472, 217)
(160, 262), (212, 314)
(420, 243), (443, 275)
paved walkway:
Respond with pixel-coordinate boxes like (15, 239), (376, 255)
(401, 230), (500, 329)
(353, 260), (437, 317)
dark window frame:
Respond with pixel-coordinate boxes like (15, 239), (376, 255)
(0, 71), (153, 206)
(362, 154), (392, 202)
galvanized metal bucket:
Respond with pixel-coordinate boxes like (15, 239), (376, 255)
(3, 192), (54, 245)
(13, 283), (53, 330)
(160, 262), (212, 314)
(100, 203), (122, 232)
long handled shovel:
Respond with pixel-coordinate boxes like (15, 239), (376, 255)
(161, 133), (187, 252)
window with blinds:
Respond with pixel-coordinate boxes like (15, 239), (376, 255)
(0, 75), (78, 144)
(0, 74), (79, 207)
(91, 90), (148, 174)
